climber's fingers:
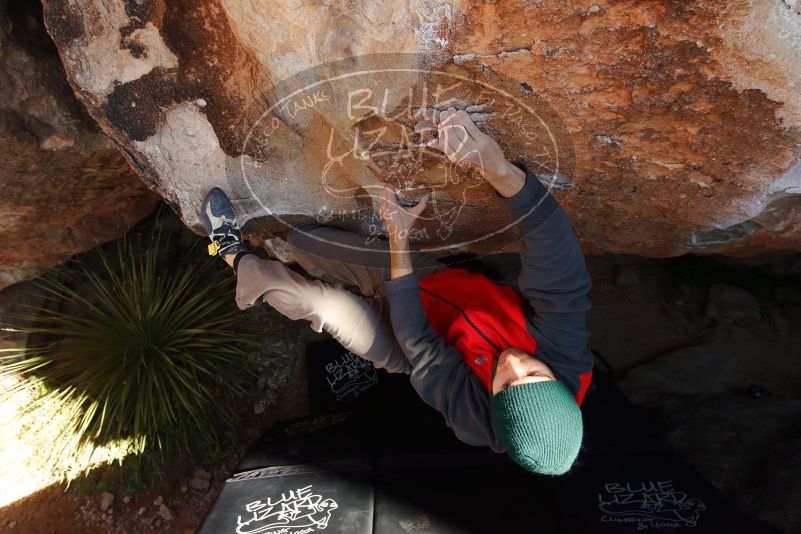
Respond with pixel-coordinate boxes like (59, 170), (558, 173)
(429, 108), (481, 167)
(442, 124), (469, 158)
(439, 109), (470, 161)
(455, 109), (483, 140)
(374, 183), (394, 210)
(445, 107), (477, 144)
(407, 194), (430, 217)
(426, 109), (453, 152)
(439, 108), (457, 127)
(426, 136), (442, 151)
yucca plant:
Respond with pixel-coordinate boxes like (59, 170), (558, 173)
(0, 229), (256, 482)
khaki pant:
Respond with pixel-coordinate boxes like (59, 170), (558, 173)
(235, 224), (446, 374)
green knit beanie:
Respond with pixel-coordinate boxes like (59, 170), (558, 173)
(491, 380), (583, 475)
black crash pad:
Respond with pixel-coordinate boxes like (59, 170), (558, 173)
(201, 340), (777, 534)
(200, 460), (374, 534)
(304, 339), (426, 417)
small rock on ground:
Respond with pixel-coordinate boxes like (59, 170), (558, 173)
(99, 492), (114, 511)
(158, 503), (174, 521)
(188, 467), (212, 490)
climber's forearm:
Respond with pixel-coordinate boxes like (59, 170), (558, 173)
(388, 235), (414, 279)
(502, 162), (593, 392)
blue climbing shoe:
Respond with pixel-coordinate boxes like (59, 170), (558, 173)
(200, 187), (248, 260)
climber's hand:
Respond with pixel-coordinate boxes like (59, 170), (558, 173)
(375, 183), (429, 243)
(427, 107), (504, 171)
(427, 107), (525, 198)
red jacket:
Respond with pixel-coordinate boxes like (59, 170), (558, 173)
(419, 268), (592, 405)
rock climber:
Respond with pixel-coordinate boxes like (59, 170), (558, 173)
(200, 107), (593, 475)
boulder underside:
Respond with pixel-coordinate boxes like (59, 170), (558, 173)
(0, 1), (159, 289)
(39, 0), (801, 258)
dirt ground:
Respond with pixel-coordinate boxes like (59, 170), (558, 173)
(1, 251), (800, 533)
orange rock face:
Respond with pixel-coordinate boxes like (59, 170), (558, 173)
(0, 1), (158, 289)
(41, 0), (801, 257)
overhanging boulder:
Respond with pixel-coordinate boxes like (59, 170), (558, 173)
(40, 0), (801, 257)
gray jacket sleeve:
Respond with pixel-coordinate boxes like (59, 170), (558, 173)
(382, 163), (592, 450)
(383, 273), (504, 452)
(503, 162), (594, 393)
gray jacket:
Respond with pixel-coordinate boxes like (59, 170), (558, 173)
(383, 163), (593, 452)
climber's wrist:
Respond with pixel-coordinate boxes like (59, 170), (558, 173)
(484, 159), (526, 198)
(388, 236), (413, 279)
